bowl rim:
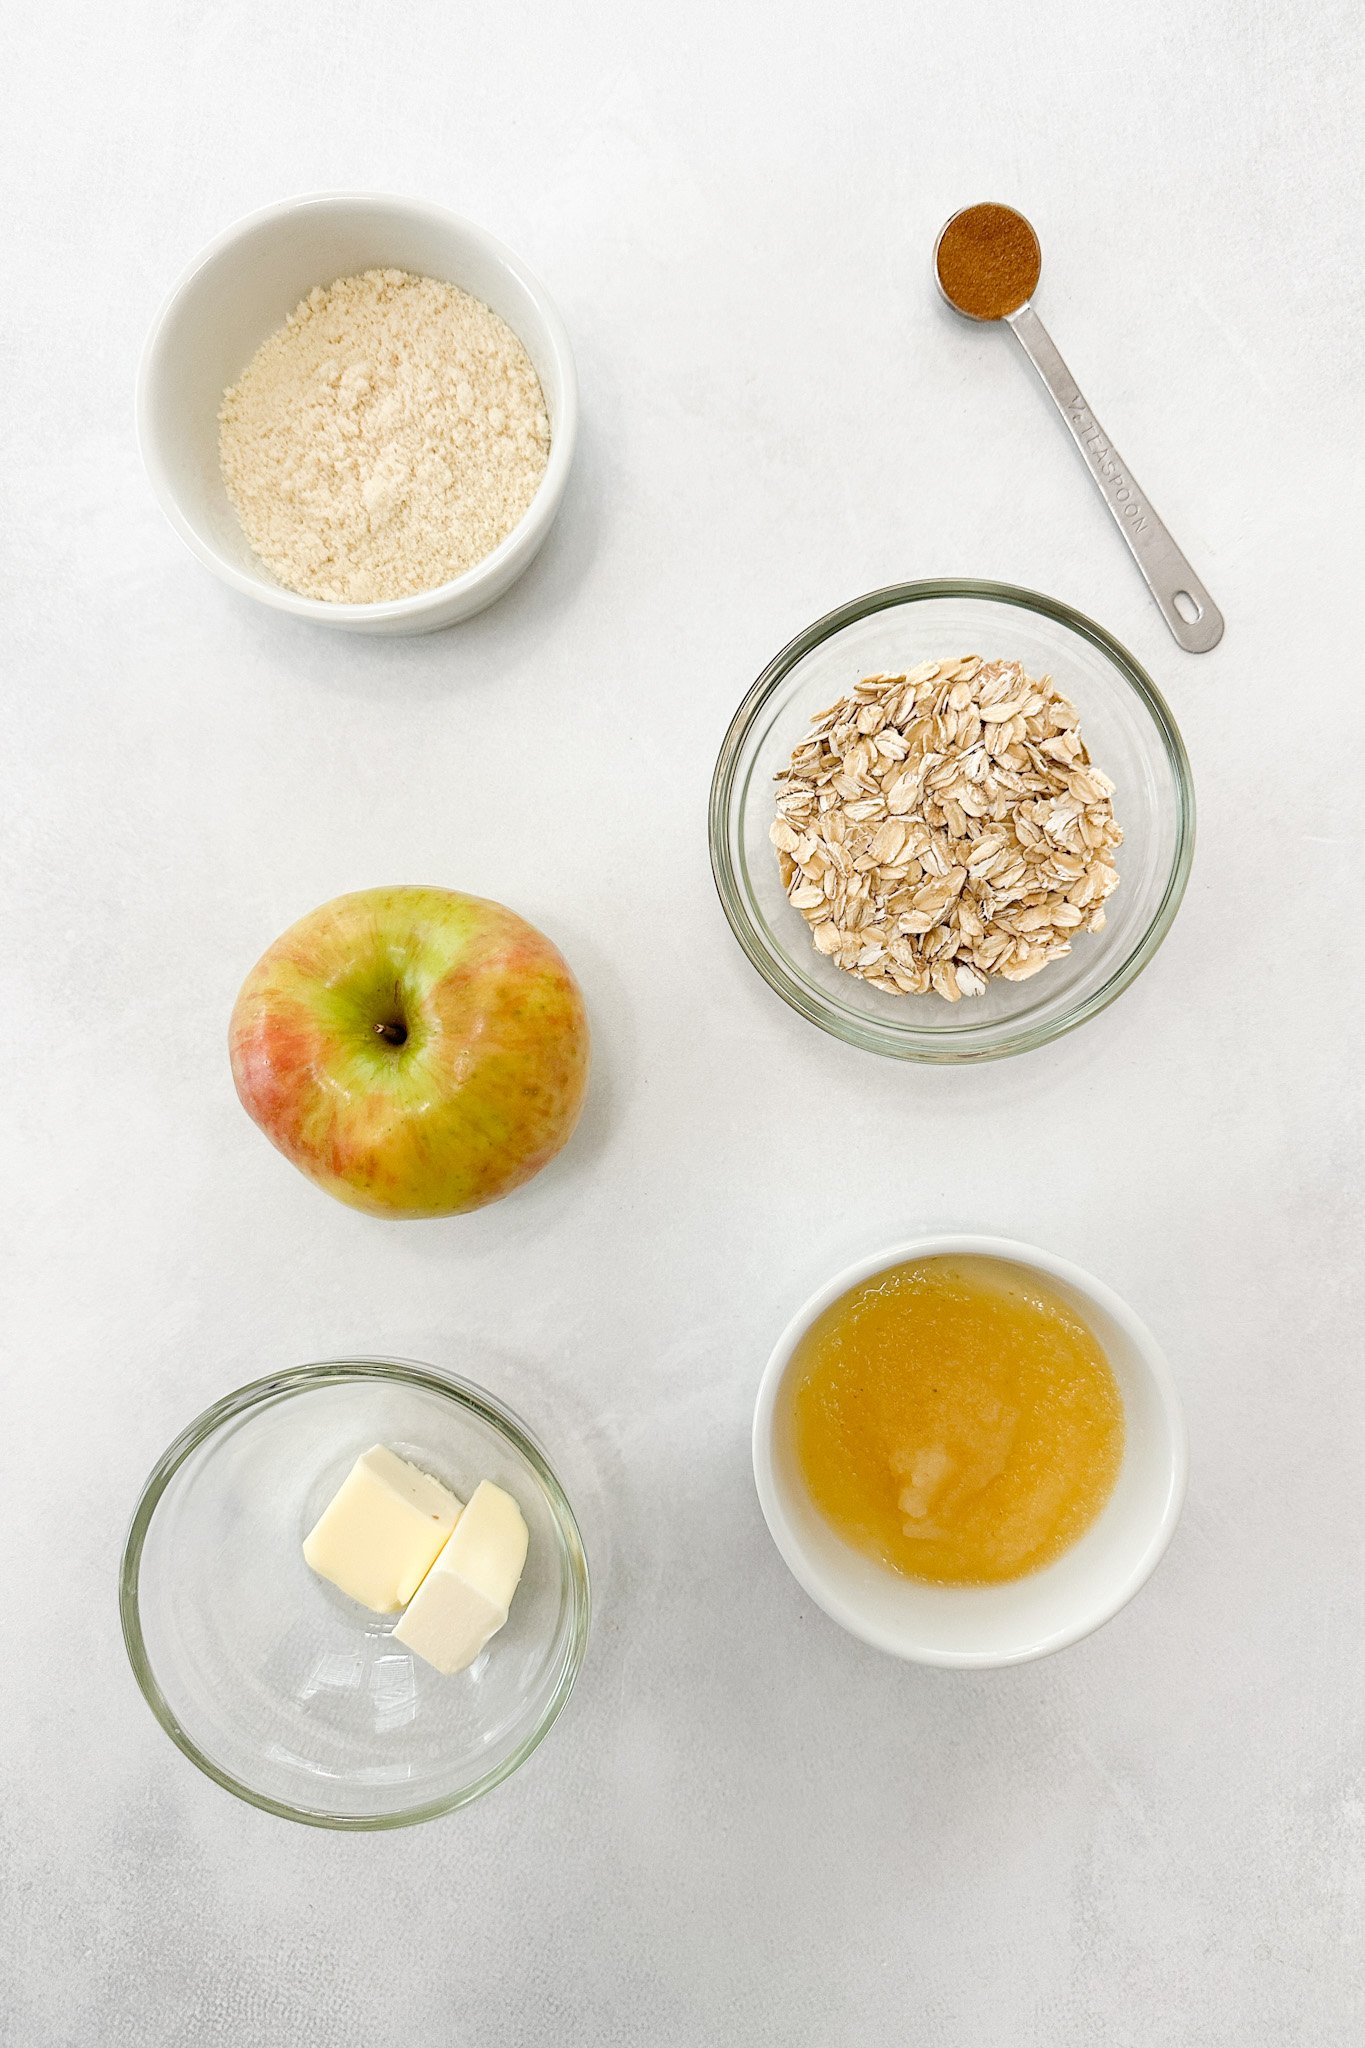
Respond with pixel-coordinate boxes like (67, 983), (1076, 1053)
(709, 578), (1196, 1062)
(751, 1233), (1188, 1667)
(135, 189), (578, 624)
(119, 1355), (592, 1830)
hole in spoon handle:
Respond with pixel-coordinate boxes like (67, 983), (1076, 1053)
(1006, 303), (1224, 654)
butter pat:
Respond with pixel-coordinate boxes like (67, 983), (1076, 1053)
(393, 1480), (529, 1674)
(303, 1445), (462, 1614)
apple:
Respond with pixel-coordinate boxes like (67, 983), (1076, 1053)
(229, 887), (589, 1218)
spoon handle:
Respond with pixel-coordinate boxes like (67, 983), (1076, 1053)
(1006, 302), (1223, 653)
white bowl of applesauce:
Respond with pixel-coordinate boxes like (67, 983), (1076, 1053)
(752, 1236), (1186, 1667)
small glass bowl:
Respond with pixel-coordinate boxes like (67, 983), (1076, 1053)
(710, 580), (1195, 1062)
(120, 1359), (590, 1830)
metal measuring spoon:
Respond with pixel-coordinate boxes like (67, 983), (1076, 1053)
(935, 203), (1223, 653)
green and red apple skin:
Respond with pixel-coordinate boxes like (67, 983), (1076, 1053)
(229, 887), (590, 1218)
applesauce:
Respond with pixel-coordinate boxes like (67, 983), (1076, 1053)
(788, 1256), (1123, 1584)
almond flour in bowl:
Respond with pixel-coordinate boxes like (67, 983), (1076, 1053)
(218, 268), (551, 603)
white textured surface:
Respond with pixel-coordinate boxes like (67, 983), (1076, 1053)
(3, 3), (1363, 2042)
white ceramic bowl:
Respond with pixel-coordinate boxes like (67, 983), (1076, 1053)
(752, 1235), (1186, 1666)
(137, 193), (577, 635)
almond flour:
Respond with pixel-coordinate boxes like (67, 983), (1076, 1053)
(219, 268), (551, 603)
(771, 657), (1122, 1001)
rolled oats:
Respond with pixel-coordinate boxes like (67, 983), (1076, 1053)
(771, 657), (1122, 1002)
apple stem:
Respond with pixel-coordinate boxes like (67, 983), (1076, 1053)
(374, 1018), (408, 1047)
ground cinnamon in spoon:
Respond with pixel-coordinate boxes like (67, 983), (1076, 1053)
(935, 203), (1041, 321)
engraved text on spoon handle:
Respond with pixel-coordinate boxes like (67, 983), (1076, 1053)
(1006, 302), (1223, 654)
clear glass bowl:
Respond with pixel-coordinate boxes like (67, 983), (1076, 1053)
(120, 1359), (590, 1830)
(710, 581), (1195, 1062)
